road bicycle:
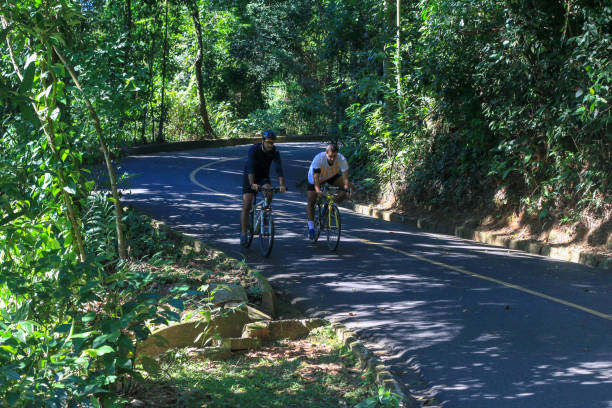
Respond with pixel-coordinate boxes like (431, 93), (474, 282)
(312, 185), (350, 251)
(245, 186), (284, 257)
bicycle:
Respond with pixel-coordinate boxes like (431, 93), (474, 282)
(244, 186), (284, 257)
(312, 185), (350, 251)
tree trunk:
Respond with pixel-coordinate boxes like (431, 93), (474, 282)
(189, 0), (215, 139)
(141, 6), (159, 144)
(125, 0), (132, 65)
(53, 47), (129, 260)
(396, 0), (403, 109)
(382, 0), (394, 82)
(157, 0), (169, 143)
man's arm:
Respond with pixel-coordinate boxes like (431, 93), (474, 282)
(273, 151), (286, 192)
(278, 176), (286, 192)
(313, 171), (322, 194)
(246, 146), (259, 190)
(341, 171), (350, 190)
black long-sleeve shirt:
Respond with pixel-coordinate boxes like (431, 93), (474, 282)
(243, 143), (284, 180)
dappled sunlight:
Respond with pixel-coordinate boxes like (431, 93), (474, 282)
(115, 143), (612, 408)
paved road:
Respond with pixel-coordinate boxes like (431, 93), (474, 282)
(119, 142), (612, 408)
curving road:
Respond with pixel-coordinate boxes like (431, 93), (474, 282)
(119, 142), (612, 408)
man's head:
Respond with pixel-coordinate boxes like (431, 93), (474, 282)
(262, 130), (276, 151)
(325, 143), (339, 163)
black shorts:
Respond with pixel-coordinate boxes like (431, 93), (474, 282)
(242, 172), (271, 194)
(307, 173), (341, 191)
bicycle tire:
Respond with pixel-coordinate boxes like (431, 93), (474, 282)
(259, 209), (274, 257)
(313, 202), (322, 242)
(245, 208), (255, 248)
(326, 204), (341, 251)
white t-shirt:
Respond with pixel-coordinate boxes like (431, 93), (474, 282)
(307, 152), (349, 184)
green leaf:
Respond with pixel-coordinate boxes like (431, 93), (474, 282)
(19, 102), (40, 127)
(95, 345), (115, 356)
(140, 356), (161, 376)
(82, 312), (97, 322)
(18, 63), (35, 94)
(1, 345), (18, 355)
(50, 107), (60, 121)
(1, 367), (21, 380)
(0, 26), (9, 45)
(6, 391), (19, 406)
(63, 181), (77, 195)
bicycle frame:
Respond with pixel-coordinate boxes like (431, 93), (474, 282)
(313, 185), (346, 250)
(246, 186), (282, 257)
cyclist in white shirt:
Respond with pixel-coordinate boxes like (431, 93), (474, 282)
(306, 143), (351, 240)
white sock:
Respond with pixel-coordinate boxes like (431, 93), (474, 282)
(307, 221), (314, 230)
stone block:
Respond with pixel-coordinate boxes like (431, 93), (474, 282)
(579, 253), (602, 268)
(221, 337), (261, 351)
(137, 308), (251, 358)
(527, 242), (542, 255)
(389, 213), (403, 223)
(242, 321), (271, 340)
(268, 319), (310, 340)
(254, 272), (275, 318)
(301, 318), (327, 330)
(208, 283), (248, 306)
(600, 257), (612, 270)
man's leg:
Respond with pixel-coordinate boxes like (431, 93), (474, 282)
(241, 193), (253, 237)
(306, 190), (318, 239)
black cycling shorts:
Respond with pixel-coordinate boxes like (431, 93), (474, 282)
(307, 173), (341, 191)
(242, 172), (271, 194)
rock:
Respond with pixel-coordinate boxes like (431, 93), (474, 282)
(220, 337), (261, 351)
(224, 303), (272, 321)
(242, 321), (271, 340)
(253, 272), (275, 317)
(302, 318), (327, 330)
(208, 283), (248, 306)
(137, 307), (251, 358)
(268, 320), (310, 340)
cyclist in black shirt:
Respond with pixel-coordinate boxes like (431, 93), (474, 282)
(240, 130), (286, 246)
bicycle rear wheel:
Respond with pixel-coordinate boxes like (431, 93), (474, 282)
(245, 208), (254, 247)
(313, 202), (322, 242)
(326, 204), (341, 251)
(259, 209), (274, 257)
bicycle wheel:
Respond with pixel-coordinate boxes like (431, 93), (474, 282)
(245, 208), (254, 248)
(312, 202), (322, 242)
(259, 209), (274, 257)
(326, 204), (341, 251)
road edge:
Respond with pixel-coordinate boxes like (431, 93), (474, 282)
(342, 202), (612, 271)
(151, 218), (416, 408)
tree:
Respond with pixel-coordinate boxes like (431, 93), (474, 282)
(188, 0), (215, 138)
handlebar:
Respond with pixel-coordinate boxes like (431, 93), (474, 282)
(255, 186), (287, 193)
(321, 185), (351, 193)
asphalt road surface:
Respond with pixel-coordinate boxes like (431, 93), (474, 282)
(119, 142), (612, 408)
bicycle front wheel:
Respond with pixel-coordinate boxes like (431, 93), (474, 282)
(326, 204), (341, 251)
(259, 209), (274, 257)
(313, 202), (322, 242)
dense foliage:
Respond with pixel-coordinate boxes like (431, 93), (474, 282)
(1, 0), (610, 403)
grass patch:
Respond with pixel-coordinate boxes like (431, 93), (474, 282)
(125, 326), (399, 407)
